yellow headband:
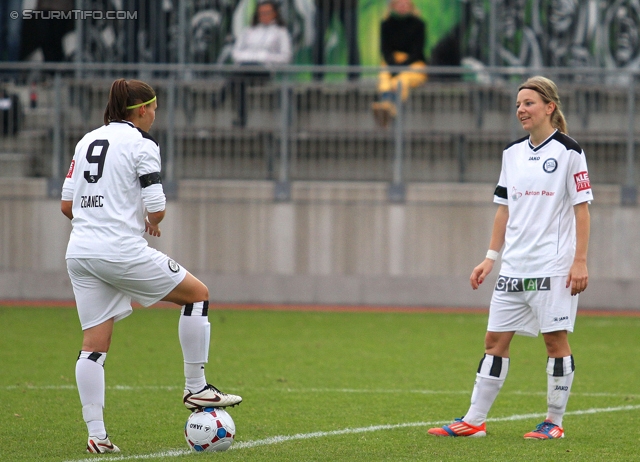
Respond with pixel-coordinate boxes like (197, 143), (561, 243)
(126, 96), (156, 110)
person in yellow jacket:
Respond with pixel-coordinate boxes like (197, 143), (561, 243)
(372, 0), (428, 128)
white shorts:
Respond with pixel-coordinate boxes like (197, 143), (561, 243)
(488, 275), (578, 337)
(67, 247), (187, 330)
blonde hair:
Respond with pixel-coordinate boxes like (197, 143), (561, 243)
(518, 76), (568, 134)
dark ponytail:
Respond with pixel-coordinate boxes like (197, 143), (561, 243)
(103, 79), (156, 125)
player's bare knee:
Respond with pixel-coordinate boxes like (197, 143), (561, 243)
(82, 338), (111, 352)
(484, 332), (501, 351)
(190, 283), (208, 303)
(484, 331), (513, 356)
(181, 287), (208, 305)
(543, 331), (570, 357)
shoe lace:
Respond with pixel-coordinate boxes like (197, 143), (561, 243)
(206, 384), (227, 395)
(535, 421), (556, 433)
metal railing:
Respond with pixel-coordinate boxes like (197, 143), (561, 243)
(0, 63), (638, 204)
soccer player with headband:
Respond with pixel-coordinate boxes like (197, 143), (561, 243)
(429, 76), (592, 440)
(61, 78), (242, 454)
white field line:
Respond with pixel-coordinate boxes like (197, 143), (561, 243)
(4, 384), (639, 399)
(63, 404), (640, 462)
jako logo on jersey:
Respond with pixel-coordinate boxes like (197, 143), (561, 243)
(554, 316), (569, 322)
(511, 187), (522, 201)
(528, 156), (540, 161)
(543, 158), (558, 173)
(495, 276), (551, 292)
(574, 171), (591, 191)
(66, 160), (75, 178)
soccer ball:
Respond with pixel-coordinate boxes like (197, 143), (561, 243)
(184, 407), (235, 452)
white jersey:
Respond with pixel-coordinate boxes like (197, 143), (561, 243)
(62, 121), (166, 260)
(493, 130), (592, 278)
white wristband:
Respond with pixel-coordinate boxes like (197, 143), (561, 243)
(486, 249), (499, 261)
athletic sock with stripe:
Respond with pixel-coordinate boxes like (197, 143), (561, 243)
(463, 354), (510, 426)
(179, 301), (210, 392)
(546, 355), (575, 427)
(76, 351), (107, 438)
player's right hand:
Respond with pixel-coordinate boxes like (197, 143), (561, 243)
(145, 219), (161, 237)
(470, 259), (494, 290)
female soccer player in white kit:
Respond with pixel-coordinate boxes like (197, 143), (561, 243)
(428, 76), (591, 440)
(61, 79), (242, 453)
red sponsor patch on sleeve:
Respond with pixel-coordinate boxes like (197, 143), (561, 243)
(574, 171), (590, 192)
(66, 160), (75, 179)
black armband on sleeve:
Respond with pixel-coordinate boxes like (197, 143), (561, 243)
(139, 172), (162, 188)
(494, 185), (507, 199)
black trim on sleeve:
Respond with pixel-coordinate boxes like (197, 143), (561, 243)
(494, 185), (508, 199)
(552, 131), (583, 154)
(136, 127), (159, 146)
(139, 172), (162, 188)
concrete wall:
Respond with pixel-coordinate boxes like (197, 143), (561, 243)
(0, 178), (637, 310)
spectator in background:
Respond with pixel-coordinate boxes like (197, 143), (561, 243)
(0, 86), (22, 135)
(372, 0), (428, 128)
(231, 1), (292, 127)
(313, 0), (360, 80)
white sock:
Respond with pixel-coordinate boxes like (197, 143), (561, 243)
(464, 354), (509, 426)
(546, 355), (575, 427)
(184, 363), (206, 392)
(76, 351), (107, 439)
(179, 302), (210, 392)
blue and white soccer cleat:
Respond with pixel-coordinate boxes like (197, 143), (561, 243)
(428, 418), (487, 437)
(523, 420), (564, 439)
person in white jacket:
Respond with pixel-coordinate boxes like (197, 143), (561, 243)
(230, 1), (292, 127)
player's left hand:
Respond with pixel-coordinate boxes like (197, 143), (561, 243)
(566, 260), (588, 296)
(145, 219), (161, 237)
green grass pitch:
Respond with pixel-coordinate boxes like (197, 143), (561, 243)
(1, 305), (639, 461)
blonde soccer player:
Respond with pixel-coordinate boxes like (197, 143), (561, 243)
(428, 76), (592, 440)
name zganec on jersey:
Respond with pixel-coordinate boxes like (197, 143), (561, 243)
(80, 195), (104, 208)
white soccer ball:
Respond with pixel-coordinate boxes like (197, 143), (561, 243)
(184, 407), (235, 452)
